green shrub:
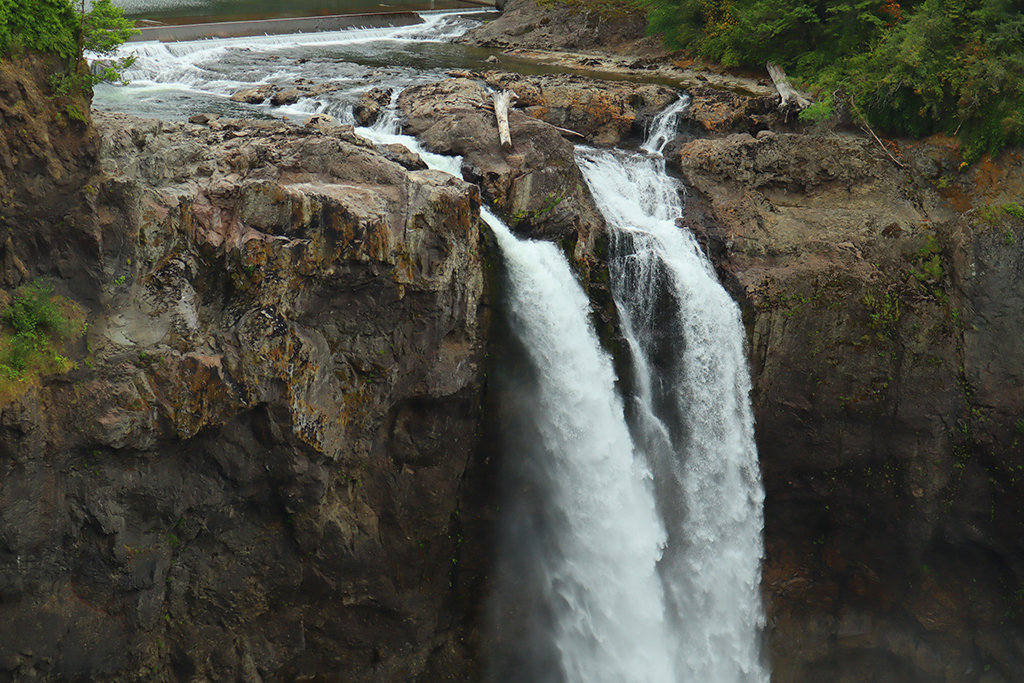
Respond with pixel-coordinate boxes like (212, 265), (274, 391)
(643, 0), (1024, 161)
(0, 280), (86, 379)
(0, 0), (79, 59)
(799, 92), (835, 125)
(1005, 202), (1024, 221)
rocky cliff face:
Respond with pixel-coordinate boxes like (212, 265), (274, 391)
(0, 54), (99, 297)
(0, 59), (491, 682)
(5, 22), (1024, 683)
(672, 100), (1024, 682)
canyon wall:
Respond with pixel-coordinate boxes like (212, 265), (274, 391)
(0, 55), (491, 683)
(672, 110), (1024, 682)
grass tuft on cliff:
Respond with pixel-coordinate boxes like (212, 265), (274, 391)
(0, 281), (86, 395)
(642, 0), (1024, 163)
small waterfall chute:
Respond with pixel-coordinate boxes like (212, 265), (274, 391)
(577, 97), (769, 683)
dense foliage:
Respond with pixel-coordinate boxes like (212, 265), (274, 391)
(0, 281), (85, 383)
(0, 0), (79, 58)
(645, 0), (1024, 161)
(0, 0), (137, 92)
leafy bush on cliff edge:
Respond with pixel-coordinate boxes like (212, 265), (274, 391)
(643, 0), (1024, 162)
(0, 0), (137, 93)
(0, 281), (86, 399)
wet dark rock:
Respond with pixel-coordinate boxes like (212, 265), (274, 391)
(353, 86), (393, 127)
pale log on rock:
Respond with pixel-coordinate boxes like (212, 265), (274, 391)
(767, 62), (811, 112)
(493, 89), (517, 151)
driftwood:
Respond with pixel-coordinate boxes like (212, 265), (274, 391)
(529, 119), (585, 139)
(475, 101), (584, 140)
(860, 123), (907, 168)
(493, 89), (516, 152)
(767, 62), (811, 112)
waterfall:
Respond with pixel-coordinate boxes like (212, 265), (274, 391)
(577, 97), (769, 683)
(108, 17), (769, 668)
(362, 90), (767, 683)
(482, 209), (674, 683)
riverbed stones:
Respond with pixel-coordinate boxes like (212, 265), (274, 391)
(229, 81), (342, 106)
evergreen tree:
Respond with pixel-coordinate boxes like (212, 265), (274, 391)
(642, 0), (1024, 160)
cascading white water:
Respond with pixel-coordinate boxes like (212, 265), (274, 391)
(361, 108), (677, 683)
(364, 90), (766, 683)
(577, 97), (769, 683)
(482, 209), (675, 683)
(362, 107), (681, 679)
(118, 11), (480, 85)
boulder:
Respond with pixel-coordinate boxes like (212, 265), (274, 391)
(683, 85), (783, 136)
(398, 77), (605, 246)
(269, 87), (302, 106)
(480, 71), (678, 146)
(229, 84), (274, 104)
(303, 113), (333, 130)
(353, 87), (393, 127)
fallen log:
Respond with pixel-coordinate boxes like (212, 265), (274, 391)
(474, 101), (585, 140)
(527, 119), (585, 139)
(767, 62), (811, 112)
(493, 89), (516, 152)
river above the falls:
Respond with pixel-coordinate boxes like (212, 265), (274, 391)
(91, 7), (694, 123)
(92, 11), (498, 122)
